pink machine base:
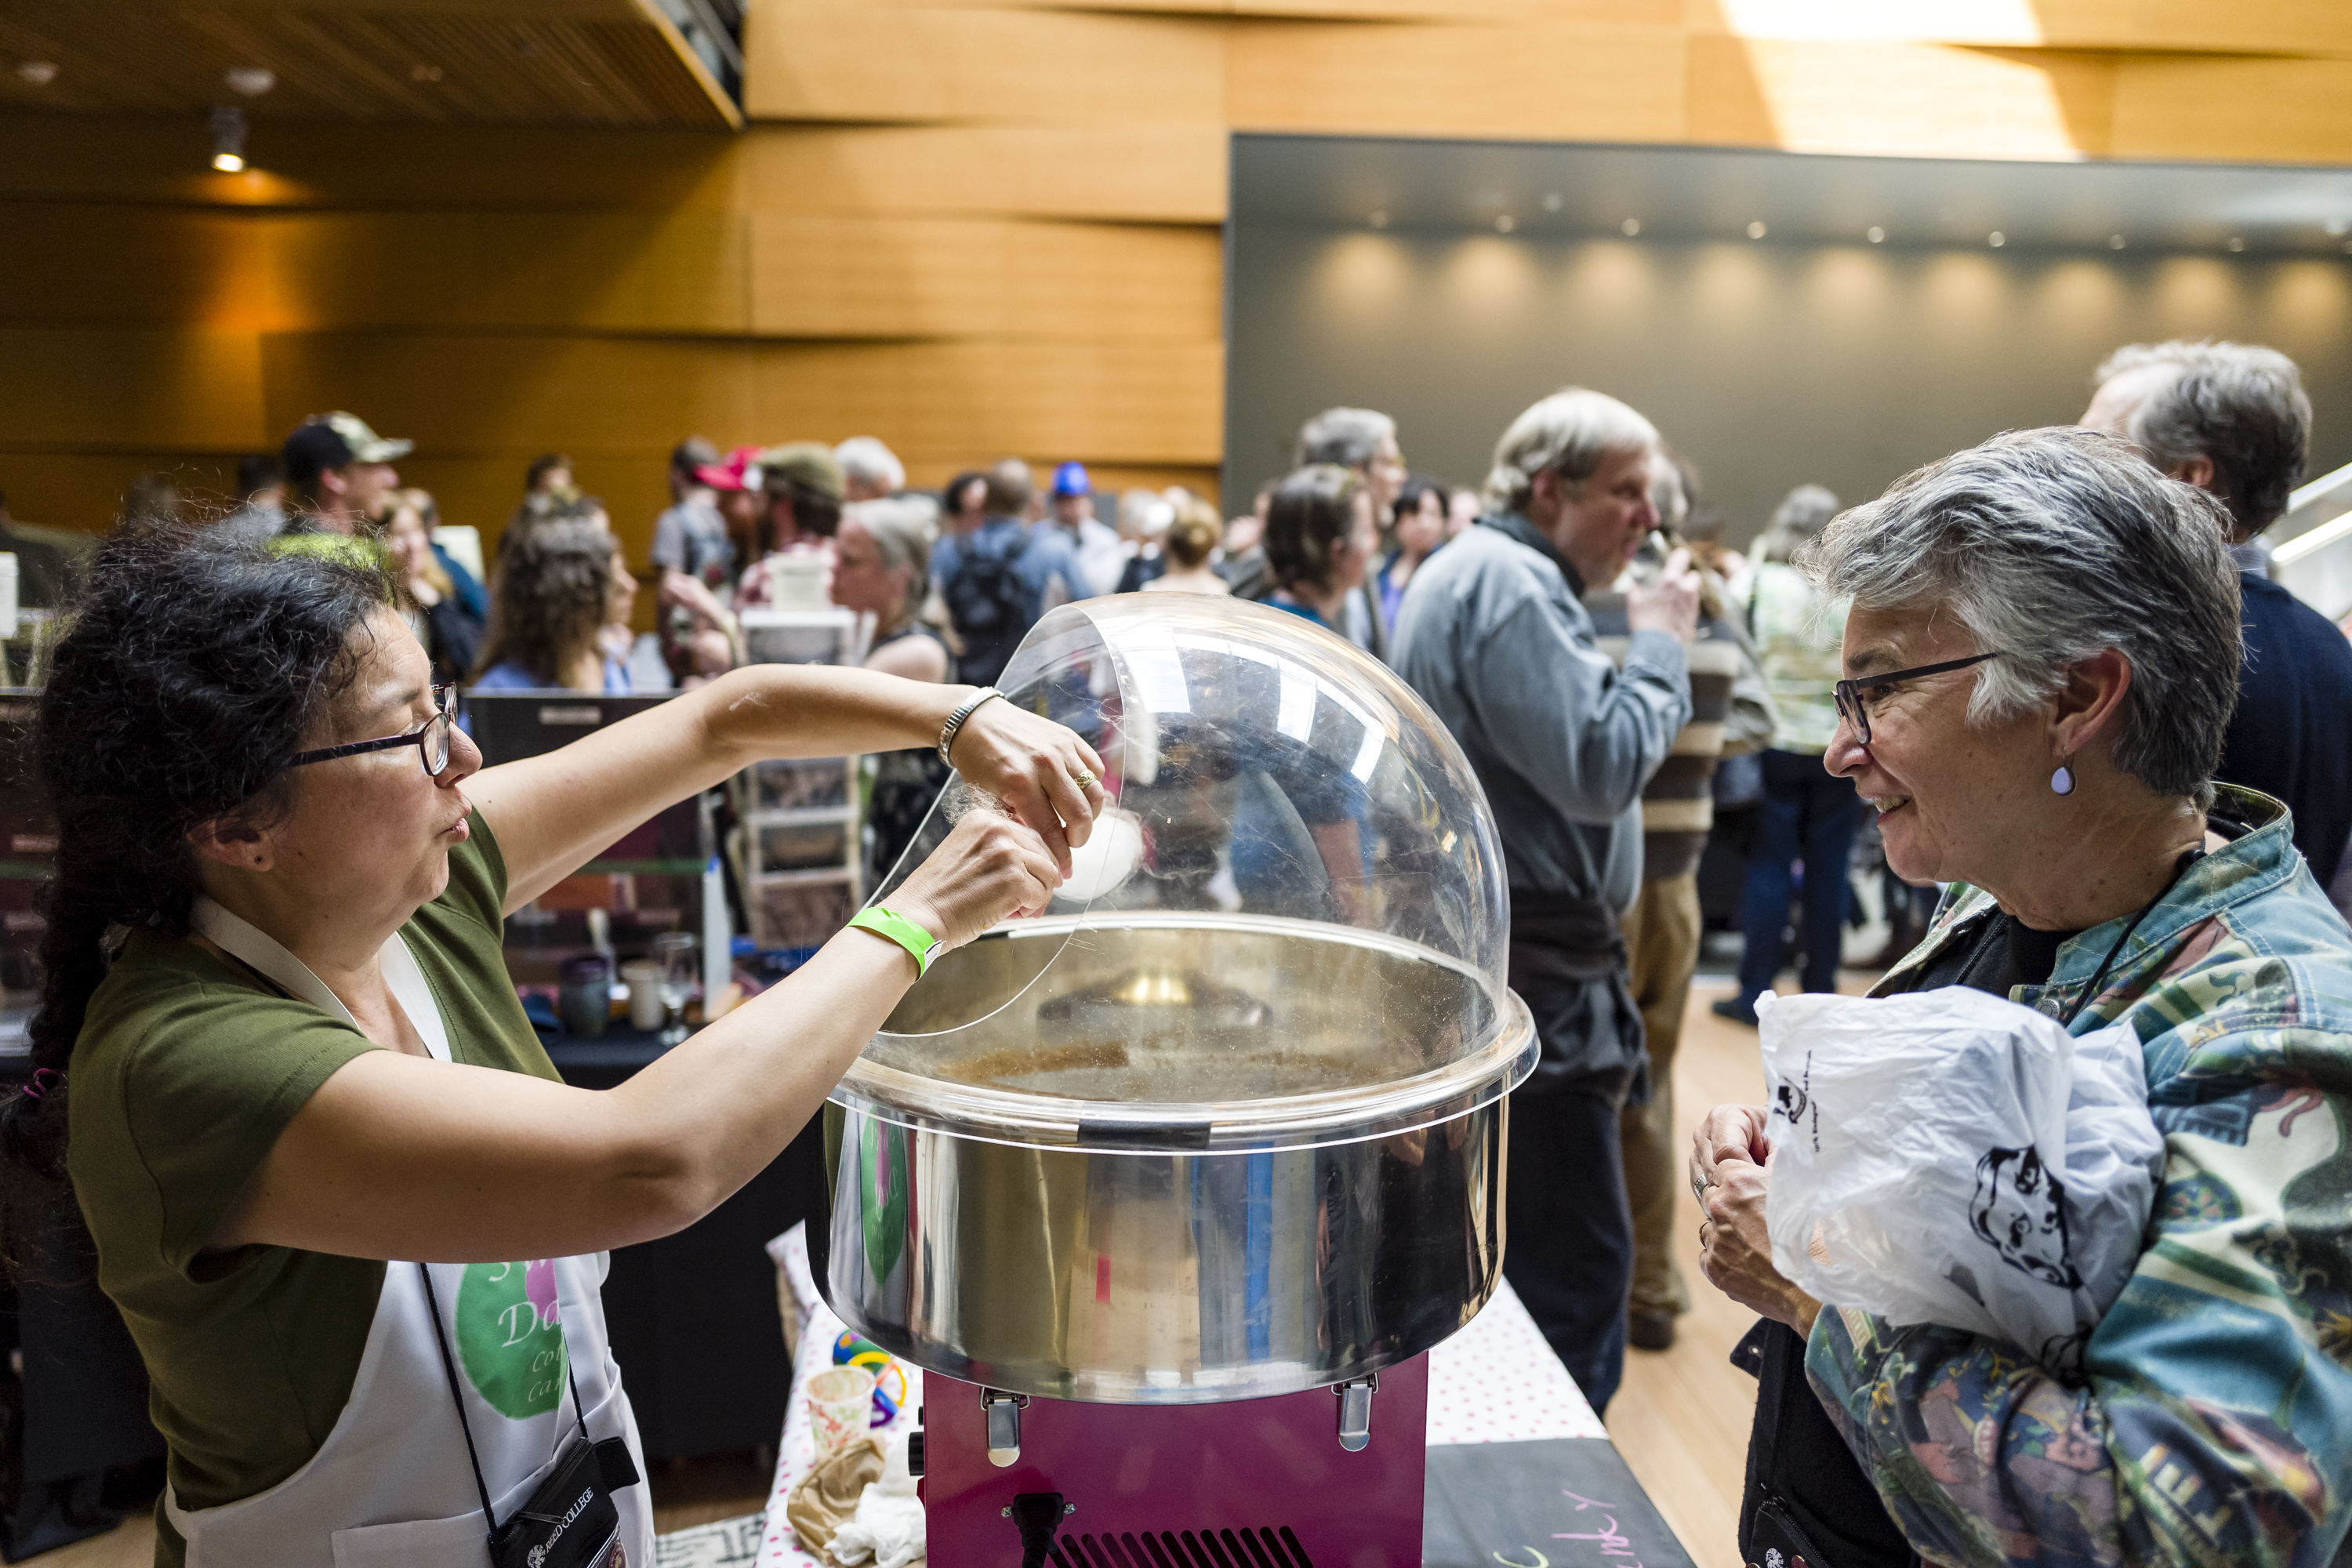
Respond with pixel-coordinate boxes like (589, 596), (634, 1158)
(919, 1356), (1430, 1568)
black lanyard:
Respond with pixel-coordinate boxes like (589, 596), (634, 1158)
(416, 1262), (594, 1540)
(2055, 846), (2205, 1029)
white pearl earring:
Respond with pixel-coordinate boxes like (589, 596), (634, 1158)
(2051, 765), (2075, 796)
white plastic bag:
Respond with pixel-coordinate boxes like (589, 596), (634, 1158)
(1757, 986), (2165, 1375)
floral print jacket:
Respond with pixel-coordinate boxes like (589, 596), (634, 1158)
(1808, 786), (2352, 1568)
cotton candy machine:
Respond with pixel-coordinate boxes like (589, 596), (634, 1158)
(812, 597), (1535, 1567)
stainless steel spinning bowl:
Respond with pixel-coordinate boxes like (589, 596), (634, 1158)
(818, 914), (1537, 1404)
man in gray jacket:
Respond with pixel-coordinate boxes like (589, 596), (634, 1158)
(1391, 387), (1698, 1413)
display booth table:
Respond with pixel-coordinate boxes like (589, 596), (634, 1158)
(756, 1225), (1690, 1568)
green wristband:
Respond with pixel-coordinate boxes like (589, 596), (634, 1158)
(848, 906), (941, 978)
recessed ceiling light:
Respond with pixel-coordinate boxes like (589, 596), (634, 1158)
(2227, 236), (2246, 252)
(1866, 226), (1886, 244)
(224, 67), (274, 97)
(1495, 214), (1516, 234)
(1747, 220), (1767, 239)
(1988, 231), (2005, 248)
(1541, 193), (1563, 212)
(209, 104), (249, 173)
(1368, 210), (1388, 230)
(2109, 234), (2127, 249)
(1621, 218), (1640, 237)
(13, 60), (57, 85)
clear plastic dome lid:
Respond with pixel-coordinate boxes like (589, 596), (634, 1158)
(836, 595), (1534, 1152)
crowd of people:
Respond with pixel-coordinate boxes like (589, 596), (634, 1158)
(4, 333), (2351, 1567)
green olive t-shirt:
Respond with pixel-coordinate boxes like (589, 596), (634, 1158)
(65, 813), (557, 1564)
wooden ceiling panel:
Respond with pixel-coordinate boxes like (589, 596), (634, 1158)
(0, 2), (737, 128)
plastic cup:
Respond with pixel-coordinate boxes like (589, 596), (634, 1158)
(807, 1365), (878, 1457)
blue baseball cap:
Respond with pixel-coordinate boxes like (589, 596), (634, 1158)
(1051, 461), (1091, 497)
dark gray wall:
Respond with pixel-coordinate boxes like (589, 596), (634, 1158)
(1225, 226), (2352, 542)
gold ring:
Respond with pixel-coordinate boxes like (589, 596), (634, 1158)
(1070, 768), (1097, 789)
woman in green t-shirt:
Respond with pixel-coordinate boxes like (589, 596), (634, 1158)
(0, 529), (1102, 1567)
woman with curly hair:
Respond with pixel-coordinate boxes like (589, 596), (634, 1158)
(0, 526), (1098, 1565)
(472, 519), (635, 693)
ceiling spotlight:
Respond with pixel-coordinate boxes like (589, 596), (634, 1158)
(2109, 234), (2127, 249)
(14, 59), (57, 85)
(1621, 218), (1640, 237)
(1747, 220), (1767, 240)
(1541, 192), (1563, 212)
(209, 104), (248, 173)
(2227, 236), (2246, 252)
(1368, 209), (1388, 230)
(224, 66), (274, 97)
(2327, 219), (2350, 237)
(411, 63), (444, 83)
(1988, 231), (2005, 248)
(1866, 226), (1886, 244)
(1495, 214), (1516, 234)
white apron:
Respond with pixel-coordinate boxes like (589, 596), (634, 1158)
(165, 899), (655, 1568)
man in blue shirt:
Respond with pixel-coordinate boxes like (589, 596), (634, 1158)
(2083, 340), (2352, 886)
(1392, 387), (1699, 1413)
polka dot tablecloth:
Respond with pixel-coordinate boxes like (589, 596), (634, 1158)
(755, 1225), (1606, 1566)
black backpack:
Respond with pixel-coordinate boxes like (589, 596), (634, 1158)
(944, 524), (1037, 686)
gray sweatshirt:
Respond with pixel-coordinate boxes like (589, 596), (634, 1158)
(1391, 515), (1690, 914)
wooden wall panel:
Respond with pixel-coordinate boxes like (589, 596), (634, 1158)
(2111, 57), (2352, 164)
(743, 5), (1225, 124)
(256, 334), (757, 459)
(747, 214), (1220, 339)
(0, 453), (244, 535)
(1688, 38), (2116, 158)
(750, 341), (1222, 465)
(2, 205), (751, 335)
(0, 328), (267, 452)
(0, 113), (741, 212)
(738, 124), (1228, 222)
(1225, 20), (1686, 141)
(0, 205), (273, 328)
(266, 211), (752, 334)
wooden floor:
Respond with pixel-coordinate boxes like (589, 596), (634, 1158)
(44, 972), (1833, 1568)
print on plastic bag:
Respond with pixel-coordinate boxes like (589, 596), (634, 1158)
(1757, 986), (2165, 1379)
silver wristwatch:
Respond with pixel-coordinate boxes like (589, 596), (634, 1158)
(937, 686), (1004, 768)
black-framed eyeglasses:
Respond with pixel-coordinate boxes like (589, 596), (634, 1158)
(288, 686), (454, 776)
(1832, 653), (2003, 746)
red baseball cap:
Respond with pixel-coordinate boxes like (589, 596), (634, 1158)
(696, 445), (764, 492)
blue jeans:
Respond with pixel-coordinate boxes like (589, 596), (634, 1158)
(1737, 749), (1863, 1002)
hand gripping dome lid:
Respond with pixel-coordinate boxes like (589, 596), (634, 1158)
(836, 596), (1535, 1153)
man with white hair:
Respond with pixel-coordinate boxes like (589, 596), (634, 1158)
(2082, 340), (2352, 884)
(1391, 387), (1700, 1413)
(834, 436), (906, 503)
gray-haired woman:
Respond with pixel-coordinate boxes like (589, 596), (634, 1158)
(1691, 427), (2352, 1568)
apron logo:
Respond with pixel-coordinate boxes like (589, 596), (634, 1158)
(456, 1260), (568, 1418)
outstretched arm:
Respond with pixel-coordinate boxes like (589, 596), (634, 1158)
(466, 663), (1104, 910)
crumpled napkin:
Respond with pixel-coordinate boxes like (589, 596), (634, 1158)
(787, 1437), (884, 1556)
(827, 1432), (925, 1568)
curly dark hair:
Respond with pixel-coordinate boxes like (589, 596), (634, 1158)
(1264, 463), (1365, 595)
(474, 519), (615, 686)
(0, 528), (387, 1192)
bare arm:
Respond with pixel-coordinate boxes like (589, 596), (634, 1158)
(467, 662), (1102, 911)
(213, 811), (1058, 1261)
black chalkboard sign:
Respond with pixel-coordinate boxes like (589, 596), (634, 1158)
(1425, 1439), (1697, 1568)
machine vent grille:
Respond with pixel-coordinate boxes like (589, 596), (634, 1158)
(1048, 1526), (1316, 1567)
